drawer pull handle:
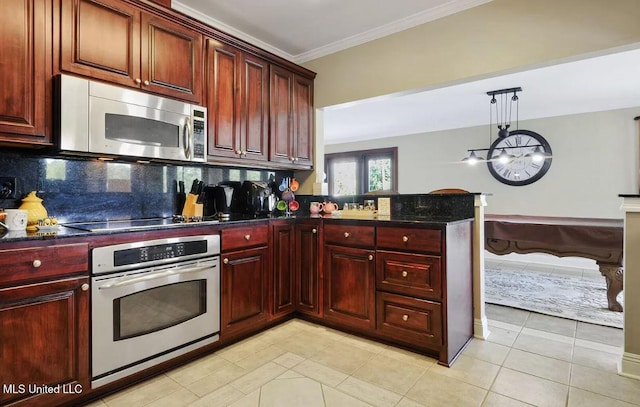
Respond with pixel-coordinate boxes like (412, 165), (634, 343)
(402, 236), (409, 242)
(223, 258), (229, 264)
(402, 315), (409, 321)
(32, 259), (42, 268)
(368, 254), (374, 261)
(245, 234), (251, 241)
(81, 283), (89, 292)
(312, 228), (317, 234)
(402, 271), (408, 277)
(344, 232), (350, 238)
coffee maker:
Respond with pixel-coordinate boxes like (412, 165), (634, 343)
(203, 181), (242, 219)
(240, 181), (276, 217)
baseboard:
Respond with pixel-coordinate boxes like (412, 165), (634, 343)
(619, 352), (640, 380)
(474, 317), (490, 340)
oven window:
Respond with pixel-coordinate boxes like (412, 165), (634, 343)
(105, 114), (180, 147)
(114, 280), (206, 340)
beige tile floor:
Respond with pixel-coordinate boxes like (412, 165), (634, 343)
(85, 304), (638, 407)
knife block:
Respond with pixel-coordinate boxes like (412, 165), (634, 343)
(181, 194), (203, 218)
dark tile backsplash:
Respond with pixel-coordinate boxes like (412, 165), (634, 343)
(0, 150), (291, 223)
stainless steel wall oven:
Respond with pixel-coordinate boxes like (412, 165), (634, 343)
(91, 235), (220, 388)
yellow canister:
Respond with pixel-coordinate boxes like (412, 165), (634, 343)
(19, 191), (48, 232)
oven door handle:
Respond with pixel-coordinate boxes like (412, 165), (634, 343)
(98, 264), (215, 290)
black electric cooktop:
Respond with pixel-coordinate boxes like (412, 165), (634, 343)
(62, 217), (219, 232)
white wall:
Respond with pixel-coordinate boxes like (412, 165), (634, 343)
(325, 108), (639, 219)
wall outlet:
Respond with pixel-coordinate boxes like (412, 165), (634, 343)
(0, 177), (17, 199)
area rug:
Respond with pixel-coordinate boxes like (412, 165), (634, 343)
(485, 267), (624, 328)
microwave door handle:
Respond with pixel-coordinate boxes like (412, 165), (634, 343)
(183, 118), (191, 160)
(98, 263), (216, 290)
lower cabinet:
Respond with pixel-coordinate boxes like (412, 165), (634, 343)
(0, 276), (90, 407)
(220, 246), (269, 339)
(271, 221), (296, 317)
(295, 221), (321, 316)
(323, 244), (376, 331)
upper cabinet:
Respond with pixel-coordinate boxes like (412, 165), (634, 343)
(270, 65), (314, 169)
(205, 39), (269, 163)
(0, 0), (52, 146)
(60, 0), (202, 103)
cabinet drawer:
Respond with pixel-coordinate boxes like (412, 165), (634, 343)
(376, 226), (441, 253)
(376, 251), (441, 300)
(376, 291), (442, 349)
(222, 224), (268, 251)
(0, 243), (89, 287)
(324, 224), (374, 247)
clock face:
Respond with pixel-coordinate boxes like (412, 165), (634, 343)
(487, 129), (552, 186)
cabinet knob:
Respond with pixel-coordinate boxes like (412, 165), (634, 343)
(236, 149), (242, 155)
(368, 254), (374, 261)
(223, 258), (229, 264)
(134, 78), (142, 84)
(32, 259), (42, 268)
(402, 271), (408, 277)
(244, 234), (251, 241)
(344, 232), (350, 238)
(81, 283), (89, 292)
(402, 315), (409, 321)
(242, 151), (247, 156)
(312, 228), (317, 234)
(143, 80), (150, 86)
(402, 236), (409, 242)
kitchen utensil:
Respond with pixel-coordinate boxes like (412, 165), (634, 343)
(290, 178), (299, 191)
(0, 209), (28, 231)
(276, 200), (287, 211)
(288, 200), (299, 211)
(323, 201), (339, 214)
(309, 202), (324, 214)
(176, 180), (186, 215)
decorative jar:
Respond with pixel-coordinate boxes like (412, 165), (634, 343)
(18, 191), (48, 231)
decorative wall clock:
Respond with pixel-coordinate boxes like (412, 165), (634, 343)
(486, 129), (552, 186)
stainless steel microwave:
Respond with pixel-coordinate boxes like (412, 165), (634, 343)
(55, 74), (206, 163)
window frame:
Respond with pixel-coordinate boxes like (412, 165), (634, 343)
(325, 147), (398, 196)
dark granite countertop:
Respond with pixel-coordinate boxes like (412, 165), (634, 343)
(0, 213), (473, 244)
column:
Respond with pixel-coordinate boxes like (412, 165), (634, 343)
(474, 194), (490, 340)
(619, 196), (640, 380)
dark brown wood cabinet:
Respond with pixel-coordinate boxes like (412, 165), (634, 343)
(0, 276), (90, 407)
(220, 224), (270, 339)
(295, 221), (321, 316)
(205, 40), (269, 163)
(269, 65), (314, 169)
(0, 0), (52, 146)
(60, 0), (202, 103)
(271, 221), (296, 317)
(323, 244), (376, 331)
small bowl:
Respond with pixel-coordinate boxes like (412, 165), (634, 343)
(289, 200), (299, 211)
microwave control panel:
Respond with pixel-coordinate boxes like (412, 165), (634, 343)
(192, 107), (206, 161)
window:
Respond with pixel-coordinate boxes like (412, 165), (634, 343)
(325, 147), (397, 196)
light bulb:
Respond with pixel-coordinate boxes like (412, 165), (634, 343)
(498, 149), (510, 164)
(531, 146), (544, 163)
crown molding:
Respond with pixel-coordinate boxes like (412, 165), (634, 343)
(172, 0), (296, 61)
(294, 0), (493, 63)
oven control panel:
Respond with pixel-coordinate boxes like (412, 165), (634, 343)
(92, 235), (221, 275)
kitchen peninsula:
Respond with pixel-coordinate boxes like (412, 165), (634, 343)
(0, 192), (475, 407)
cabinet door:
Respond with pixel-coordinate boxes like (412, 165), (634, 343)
(206, 39), (241, 159)
(272, 222), (295, 317)
(141, 13), (203, 103)
(0, 277), (89, 407)
(323, 245), (375, 331)
(221, 247), (268, 338)
(292, 75), (314, 167)
(240, 53), (269, 162)
(269, 65), (294, 165)
(0, 0), (50, 144)
(296, 223), (320, 315)
(61, 0), (141, 88)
